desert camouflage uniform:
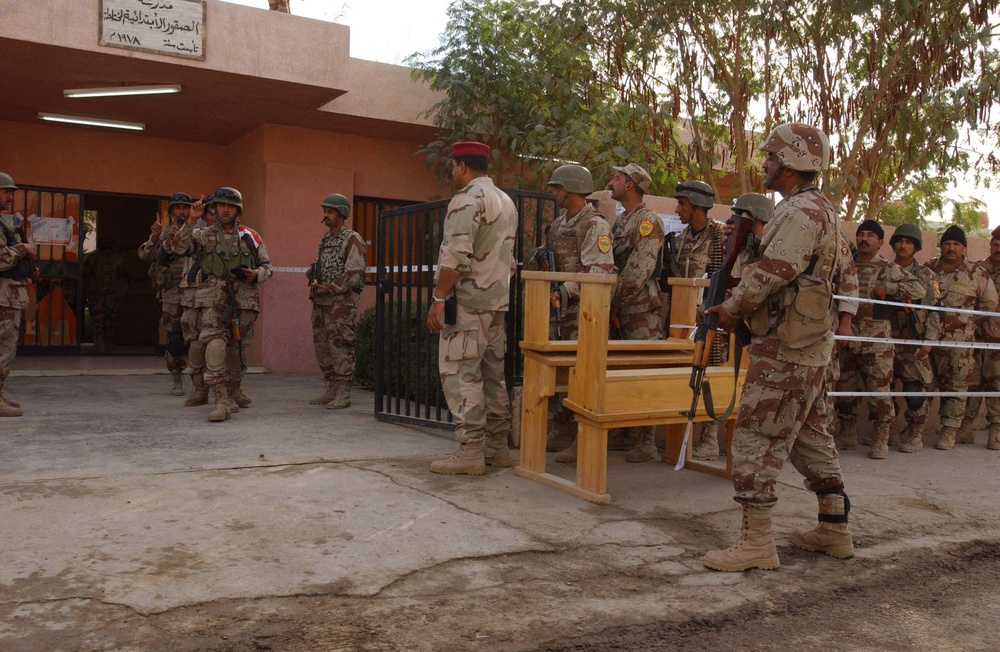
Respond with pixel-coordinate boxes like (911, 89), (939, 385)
(966, 257), (1000, 427)
(890, 260), (941, 425)
(166, 221), (272, 386)
(927, 256), (998, 428)
(436, 176), (517, 445)
(308, 226), (366, 383)
(138, 227), (187, 376)
(835, 254), (924, 424)
(611, 203), (664, 340)
(84, 247), (127, 346)
(720, 183), (843, 509)
(0, 215), (30, 400)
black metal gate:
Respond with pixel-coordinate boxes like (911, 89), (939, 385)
(374, 190), (557, 429)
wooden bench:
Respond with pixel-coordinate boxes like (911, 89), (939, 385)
(515, 272), (745, 505)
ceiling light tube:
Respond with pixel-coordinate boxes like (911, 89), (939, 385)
(39, 112), (145, 131)
(64, 84), (181, 99)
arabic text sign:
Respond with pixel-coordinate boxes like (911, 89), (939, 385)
(28, 215), (75, 246)
(100, 0), (206, 60)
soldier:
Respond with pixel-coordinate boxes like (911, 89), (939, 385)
(165, 187), (273, 422)
(0, 173), (35, 417)
(928, 225), (998, 450)
(138, 192), (193, 396)
(888, 224), (941, 453)
(426, 142), (517, 475)
(834, 219), (924, 459)
(674, 179), (727, 461)
(703, 123), (853, 571)
(968, 225), (1000, 450)
(179, 193), (216, 408)
(526, 165), (614, 460)
(607, 163), (665, 463)
(84, 239), (127, 354)
(307, 193), (367, 410)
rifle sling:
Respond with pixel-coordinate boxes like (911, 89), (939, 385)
(701, 335), (743, 423)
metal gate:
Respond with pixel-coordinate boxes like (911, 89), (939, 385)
(374, 190), (557, 429)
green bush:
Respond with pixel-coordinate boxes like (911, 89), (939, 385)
(354, 302), (443, 404)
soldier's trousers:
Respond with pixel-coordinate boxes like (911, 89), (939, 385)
(438, 304), (510, 445)
(892, 346), (935, 424)
(732, 355), (844, 510)
(617, 307), (664, 341)
(198, 305), (258, 386)
(311, 295), (359, 382)
(931, 345), (978, 428)
(835, 343), (895, 423)
(0, 307), (22, 392)
(964, 348), (1000, 425)
(161, 301), (186, 374)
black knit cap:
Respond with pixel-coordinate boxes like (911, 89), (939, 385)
(856, 219), (884, 240)
(940, 224), (967, 247)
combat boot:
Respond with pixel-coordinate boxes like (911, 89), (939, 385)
(207, 384), (231, 422)
(606, 427), (636, 451)
(935, 426), (958, 450)
(624, 426), (658, 463)
(703, 505), (780, 572)
(170, 370), (184, 396)
(835, 417), (858, 450)
(185, 372), (209, 407)
(0, 400), (23, 417)
(224, 386), (239, 414)
(230, 382), (252, 408)
(546, 423), (575, 452)
(888, 426), (900, 447)
(987, 423), (1000, 451)
(553, 438), (577, 464)
(899, 422), (925, 453)
(0, 390), (21, 408)
(692, 423), (720, 461)
(325, 380), (351, 410)
(430, 439), (486, 475)
(791, 490), (854, 559)
(310, 380), (337, 405)
(869, 422), (890, 460)
(484, 432), (512, 468)
(955, 417), (976, 444)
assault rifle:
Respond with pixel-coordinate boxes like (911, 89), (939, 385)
(224, 267), (245, 371)
(675, 211), (753, 469)
(533, 246), (563, 339)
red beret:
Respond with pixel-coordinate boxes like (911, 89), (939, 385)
(452, 141), (490, 158)
(992, 224), (1000, 241)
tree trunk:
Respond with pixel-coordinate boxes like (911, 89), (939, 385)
(268, 0), (291, 12)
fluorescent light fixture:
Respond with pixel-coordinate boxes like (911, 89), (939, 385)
(64, 84), (181, 99)
(38, 112), (145, 131)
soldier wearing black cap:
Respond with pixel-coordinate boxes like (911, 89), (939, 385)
(834, 219), (924, 459)
(138, 192), (193, 396)
(967, 224), (1000, 451)
(928, 225), (999, 449)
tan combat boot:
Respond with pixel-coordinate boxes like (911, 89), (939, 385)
(606, 427), (636, 451)
(955, 418), (976, 445)
(869, 422), (890, 460)
(430, 439), (486, 475)
(170, 370), (184, 396)
(185, 372), (209, 407)
(987, 424), (1000, 451)
(310, 380), (337, 405)
(899, 422), (925, 453)
(935, 426), (958, 450)
(484, 432), (512, 468)
(325, 380), (351, 410)
(224, 384), (240, 414)
(230, 382), (252, 408)
(703, 505), (780, 572)
(0, 398), (23, 417)
(553, 438), (577, 464)
(624, 426), (658, 463)
(791, 491), (854, 559)
(546, 423), (575, 452)
(207, 384), (231, 422)
(835, 417), (858, 450)
(1, 390), (21, 408)
(692, 422), (720, 461)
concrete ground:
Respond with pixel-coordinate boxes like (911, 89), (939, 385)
(1, 364), (999, 651)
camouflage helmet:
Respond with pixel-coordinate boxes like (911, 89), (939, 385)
(674, 180), (715, 209)
(733, 193), (774, 224)
(547, 165), (594, 195)
(167, 192), (194, 209)
(210, 187), (243, 210)
(321, 193), (351, 217)
(0, 172), (17, 190)
(889, 223), (923, 252)
(759, 123), (830, 172)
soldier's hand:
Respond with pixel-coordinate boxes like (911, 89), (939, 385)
(872, 282), (888, 299)
(915, 344), (931, 361)
(835, 319), (852, 348)
(723, 217), (735, 237)
(237, 267), (256, 282)
(150, 219), (163, 238)
(703, 305), (737, 332)
(189, 198), (205, 223)
(314, 284), (330, 296)
(15, 243), (35, 258)
(427, 302), (445, 333)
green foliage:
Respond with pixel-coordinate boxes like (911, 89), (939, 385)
(877, 177), (948, 228)
(353, 306), (378, 389)
(353, 303), (443, 403)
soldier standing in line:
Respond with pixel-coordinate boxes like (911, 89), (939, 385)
(834, 220), (924, 459)
(165, 187), (272, 422)
(703, 123), (853, 572)
(0, 173), (35, 417)
(426, 142), (517, 475)
(927, 225), (998, 450)
(960, 224), (1000, 451)
(137, 192), (193, 396)
(888, 224), (941, 453)
(307, 193), (367, 410)
(606, 163), (665, 463)
(674, 179), (728, 461)
(178, 194), (217, 408)
(526, 165), (615, 460)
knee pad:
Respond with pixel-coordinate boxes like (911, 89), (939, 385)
(902, 380), (925, 410)
(167, 331), (187, 358)
(205, 339), (228, 372)
(187, 340), (206, 368)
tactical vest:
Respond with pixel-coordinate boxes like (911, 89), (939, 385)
(200, 226), (256, 279)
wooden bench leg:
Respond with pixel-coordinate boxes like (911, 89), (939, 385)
(576, 422), (610, 503)
(518, 359), (554, 474)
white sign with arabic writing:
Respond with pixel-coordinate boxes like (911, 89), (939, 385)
(100, 0), (206, 60)
(28, 214), (75, 246)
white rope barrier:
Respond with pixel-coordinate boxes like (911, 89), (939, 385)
(834, 334), (1000, 350)
(828, 391), (1000, 398)
(833, 294), (1000, 319)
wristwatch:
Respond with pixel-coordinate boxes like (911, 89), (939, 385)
(432, 295), (447, 304)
